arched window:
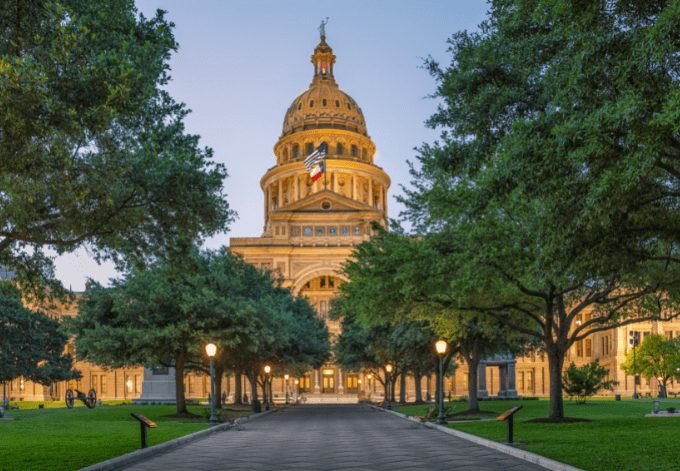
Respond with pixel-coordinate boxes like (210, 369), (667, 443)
(292, 144), (300, 158)
(336, 143), (344, 155)
(297, 103), (302, 110)
(309, 100), (314, 108)
(306, 143), (314, 155)
(351, 144), (358, 157)
(322, 99), (327, 106)
(335, 100), (340, 107)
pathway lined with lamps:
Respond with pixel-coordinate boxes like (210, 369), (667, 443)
(123, 404), (545, 471)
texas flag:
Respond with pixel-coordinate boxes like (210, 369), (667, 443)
(304, 142), (327, 182)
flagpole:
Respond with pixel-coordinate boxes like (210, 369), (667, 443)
(324, 158), (328, 191)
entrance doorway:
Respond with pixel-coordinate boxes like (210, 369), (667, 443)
(322, 370), (335, 393)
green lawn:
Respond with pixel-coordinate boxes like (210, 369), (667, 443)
(0, 403), (249, 471)
(396, 398), (680, 471)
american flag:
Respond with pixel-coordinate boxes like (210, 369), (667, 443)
(303, 142), (328, 171)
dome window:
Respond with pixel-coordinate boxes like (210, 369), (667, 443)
(347, 103), (351, 110)
(335, 100), (340, 107)
(336, 143), (344, 156)
(351, 145), (358, 157)
(292, 144), (300, 158)
(283, 149), (289, 161)
(297, 103), (302, 110)
(309, 100), (314, 108)
(306, 143), (314, 155)
(322, 99), (327, 107)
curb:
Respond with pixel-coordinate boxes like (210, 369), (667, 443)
(79, 408), (276, 471)
(369, 405), (582, 471)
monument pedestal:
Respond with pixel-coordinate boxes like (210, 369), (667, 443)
(137, 367), (176, 403)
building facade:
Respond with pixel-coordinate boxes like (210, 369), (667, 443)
(229, 32), (389, 403)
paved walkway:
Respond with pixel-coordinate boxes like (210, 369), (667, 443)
(124, 405), (545, 471)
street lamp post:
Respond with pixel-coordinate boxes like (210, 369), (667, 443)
(205, 343), (218, 424)
(385, 364), (393, 410)
(629, 331), (639, 399)
(284, 374), (290, 405)
(264, 365), (271, 410)
(435, 340), (448, 425)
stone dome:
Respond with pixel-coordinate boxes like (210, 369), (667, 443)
(281, 37), (368, 137)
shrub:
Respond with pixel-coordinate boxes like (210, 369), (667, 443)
(563, 361), (618, 404)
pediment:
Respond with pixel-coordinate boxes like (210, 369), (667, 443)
(278, 190), (373, 212)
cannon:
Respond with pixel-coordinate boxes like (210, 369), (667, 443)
(65, 388), (97, 409)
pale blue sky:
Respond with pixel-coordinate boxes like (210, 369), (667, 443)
(54, 1), (490, 291)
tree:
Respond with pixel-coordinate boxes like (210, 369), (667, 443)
(401, 0), (680, 419)
(621, 334), (680, 397)
(0, 283), (76, 387)
(562, 361), (617, 404)
(0, 1), (232, 297)
(339, 226), (531, 412)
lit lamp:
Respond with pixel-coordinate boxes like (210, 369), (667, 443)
(263, 365), (272, 410)
(385, 364), (393, 410)
(205, 343), (218, 424)
(435, 339), (448, 425)
(284, 374), (290, 405)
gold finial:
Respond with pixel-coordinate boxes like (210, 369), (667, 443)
(318, 17), (329, 39)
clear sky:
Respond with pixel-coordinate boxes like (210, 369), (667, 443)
(53, 0), (490, 291)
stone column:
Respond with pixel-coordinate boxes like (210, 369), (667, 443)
(499, 365), (508, 397)
(477, 362), (488, 397)
(338, 368), (344, 394)
(293, 175), (299, 202)
(277, 181), (282, 208)
(368, 179), (373, 206)
(507, 360), (518, 397)
(314, 369), (320, 393)
(351, 175), (356, 200)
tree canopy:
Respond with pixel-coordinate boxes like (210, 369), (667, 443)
(0, 283), (76, 385)
(71, 249), (329, 415)
(621, 333), (680, 395)
(0, 0), (232, 297)
(400, 0), (680, 419)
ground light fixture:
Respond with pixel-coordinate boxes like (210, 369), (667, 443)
(205, 343), (218, 424)
(284, 374), (290, 404)
(385, 364), (393, 410)
(264, 365), (272, 410)
(435, 340), (448, 425)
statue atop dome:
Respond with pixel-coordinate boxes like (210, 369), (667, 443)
(318, 17), (329, 38)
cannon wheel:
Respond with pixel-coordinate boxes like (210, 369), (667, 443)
(65, 389), (74, 409)
(86, 388), (97, 409)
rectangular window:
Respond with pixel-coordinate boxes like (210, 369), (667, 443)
(340, 226), (350, 236)
(576, 340), (584, 357)
(353, 226), (361, 235)
(315, 226), (325, 236)
(328, 226), (337, 236)
(291, 226), (300, 236)
(585, 339), (592, 357)
(91, 375), (98, 392)
(303, 226), (313, 236)
(527, 370), (534, 392)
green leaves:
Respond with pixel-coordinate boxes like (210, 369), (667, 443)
(0, 1), (233, 296)
(562, 361), (617, 404)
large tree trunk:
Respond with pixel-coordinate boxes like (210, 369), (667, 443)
(466, 357), (480, 413)
(414, 368), (423, 403)
(248, 372), (260, 412)
(233, 370), (242, 405)
(174, 350), (188, 415)
(547, 347), (566, 420)
(213, 363), (224, 410)
(399, 371), (406, 403)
